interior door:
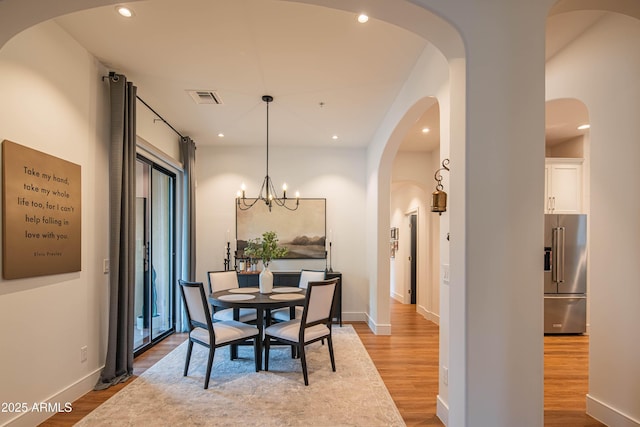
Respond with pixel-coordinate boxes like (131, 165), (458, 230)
(410, 214), (417, 304)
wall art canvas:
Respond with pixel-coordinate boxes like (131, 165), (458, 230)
(2, 140), (81, 279)
(236, 198), (326, 259)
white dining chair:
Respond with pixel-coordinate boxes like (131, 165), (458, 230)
(263, 278), (338, 386)
(270, 269), (326, 322)
(178, 279), (260, 389)
(207, 270), (257, 322)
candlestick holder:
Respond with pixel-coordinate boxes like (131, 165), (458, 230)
(324, 250), (328, 272)
(223, 242), (231, 271)
(328, 241), (333, 273)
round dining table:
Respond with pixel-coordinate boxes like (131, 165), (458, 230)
(208, 286), (306, 370)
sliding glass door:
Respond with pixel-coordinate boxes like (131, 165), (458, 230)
(134, 156), (176, 355)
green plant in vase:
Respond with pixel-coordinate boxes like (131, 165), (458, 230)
(244, 231), (288, 293)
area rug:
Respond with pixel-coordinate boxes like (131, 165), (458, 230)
(77, 325), (405, 426)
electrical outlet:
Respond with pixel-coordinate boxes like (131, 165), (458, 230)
(103, 259), (109, 274)
(80, 346), (88, 363)
(443, 366), (449, 385)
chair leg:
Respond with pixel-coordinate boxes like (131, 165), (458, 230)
(300, 344), (309, 386)
(264, 336), (270, 371)
(327, 335), (336, 372)
(184, 340), (194, 376)
(204, 346), (215, 389)
(254, 336), (260, 372)
(230, 344), (238, 360)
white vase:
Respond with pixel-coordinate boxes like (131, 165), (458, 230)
(259, 266), (273, 294)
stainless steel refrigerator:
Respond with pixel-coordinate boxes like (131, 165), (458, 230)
(544, 214), (587, 334)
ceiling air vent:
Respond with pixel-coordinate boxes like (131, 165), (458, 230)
(187, 90), (223, 105)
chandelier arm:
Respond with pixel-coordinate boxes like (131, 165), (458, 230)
(237, 197), (260, 210)
(259, 175), (269, 202)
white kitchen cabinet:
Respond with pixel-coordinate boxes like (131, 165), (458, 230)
(544, 158), (583, 214)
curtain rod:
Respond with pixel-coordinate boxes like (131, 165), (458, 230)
(135, 95), (185, 140)
(103, 73), (185, 140)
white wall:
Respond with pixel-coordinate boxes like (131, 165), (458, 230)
(0, 21), (110, 426)
(390, 150), (440, 323)
(194, 145), (369, 321)
(546, 12), (640, 425)
(546, 135), (584, 158)
(137, 100), (182, 162)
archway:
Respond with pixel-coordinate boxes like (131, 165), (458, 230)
(547, 3), (640, 424)
(0, 1), (467, 425)
(390, 99), (441, 319)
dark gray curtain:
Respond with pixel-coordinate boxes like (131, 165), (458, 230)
(180, 136), (196, 281)
(95, 73), (137, 390)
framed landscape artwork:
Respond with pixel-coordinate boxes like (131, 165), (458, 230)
(236, 198), (326, 259)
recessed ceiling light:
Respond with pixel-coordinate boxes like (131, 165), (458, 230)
(357, 14), (369, 24)
(577, 124), (590, 130)
(332, 135), (339, 140)
(218, 133), (224, 138)
(116, 6), (134, 18)
(422, 127), (430, 134)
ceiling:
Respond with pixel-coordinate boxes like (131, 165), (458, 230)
(54, 1), (604, 153)
(55, 0), (431, 151)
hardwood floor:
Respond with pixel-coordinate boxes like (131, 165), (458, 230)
(41, 300), (603, 426)
(352, 302), (442, 426)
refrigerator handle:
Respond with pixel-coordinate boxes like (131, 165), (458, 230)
(544, 247), (552, 271)
(557, 227), (565, 283)
(551, 227), (558, 282)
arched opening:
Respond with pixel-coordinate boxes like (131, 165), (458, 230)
(390, 99), (440, 319)
(544, 97), (593, 422)
(0, 1), (467, 425)
(547, 2), (640, 424)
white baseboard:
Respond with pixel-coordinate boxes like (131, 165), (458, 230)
(5, 368), (102, 427)
(391, 292), (404, 302)
(437, 394), (449, 426)
(365, 313), (391, 335)
(416, 304), (440, 325)
(587, 394), (640, 427)
(341, 311), (367, 322)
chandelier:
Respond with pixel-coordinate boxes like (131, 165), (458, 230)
(236, 95), (299, 211)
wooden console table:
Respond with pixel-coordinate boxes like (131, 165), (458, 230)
(237, 270), (342, 326)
